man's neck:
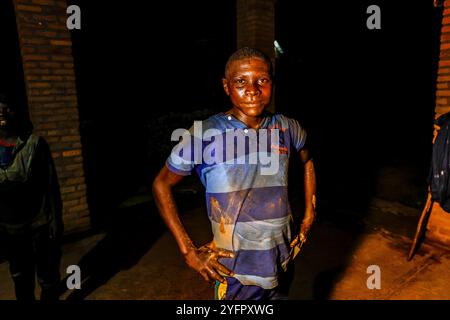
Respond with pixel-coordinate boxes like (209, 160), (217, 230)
(227, 109), (265, 130)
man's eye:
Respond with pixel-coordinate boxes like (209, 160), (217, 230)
(235, 79), (245, 84)
(259, 78), (269, 84)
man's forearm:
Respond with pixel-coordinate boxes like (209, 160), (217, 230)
(152, 180), (195, 256)
(303, 159), (316, 221)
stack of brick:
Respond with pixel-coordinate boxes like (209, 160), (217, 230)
(236, 0), (275, 60)
(12, 0), (89, 233)
(236, 0), (276, 112)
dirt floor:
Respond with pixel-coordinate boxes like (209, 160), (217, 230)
(1, 166), (450, 300)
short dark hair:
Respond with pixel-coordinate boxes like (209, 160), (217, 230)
(225, 47), (273, 78)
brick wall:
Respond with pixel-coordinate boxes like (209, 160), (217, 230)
(427, 0), (450, 246)
(12, 0), (90, 233)
(236, 0), (276, 112)
(236, 0), (275, 59)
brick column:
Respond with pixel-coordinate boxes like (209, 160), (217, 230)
(13, 0), (90, 233)
(427, 0), (450, 246)
(236, 0), (276, 112)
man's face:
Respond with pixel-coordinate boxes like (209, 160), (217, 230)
(222, 57), (272, 117)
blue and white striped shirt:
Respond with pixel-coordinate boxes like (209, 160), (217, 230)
(166, 112), (306, 289)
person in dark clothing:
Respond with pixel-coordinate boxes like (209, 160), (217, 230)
(0, 94), (63, 301)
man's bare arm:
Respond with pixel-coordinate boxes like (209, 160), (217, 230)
(291, 147), (317, 247)
(152, 165), (234, 283)
(300, 147), (316, 233)
(152, 166), (194, 255)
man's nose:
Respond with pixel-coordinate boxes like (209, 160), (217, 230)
(245, 82), (260, 96)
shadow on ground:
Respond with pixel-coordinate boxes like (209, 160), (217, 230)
(59, 192), (202, 301)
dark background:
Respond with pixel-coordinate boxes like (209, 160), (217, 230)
(0, 0), (28, 121)
(274, 1), (438, 216)
(0, 0), (439, 226)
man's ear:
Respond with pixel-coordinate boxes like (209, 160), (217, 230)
(222, 78), (230, 96)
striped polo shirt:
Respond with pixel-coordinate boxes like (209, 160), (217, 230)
(166, 112), (307, 289)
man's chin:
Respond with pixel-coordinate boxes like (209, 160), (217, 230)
(239, 105), (266, 117)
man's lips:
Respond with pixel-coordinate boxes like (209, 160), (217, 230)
(242, 101), (263, 105)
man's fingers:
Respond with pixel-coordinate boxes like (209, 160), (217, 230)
(290, 235), (299, 248)
(291, 232), (308, 248)
(216, 248), (235, 258)
(205, 241), (217, 250)
(211, 260), (234, 277)
(205, 266), (225, 283)
(199, 270), (210, 282)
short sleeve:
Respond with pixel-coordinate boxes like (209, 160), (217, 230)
(165, 124), (199, 176)
(288, 118), (307, 152)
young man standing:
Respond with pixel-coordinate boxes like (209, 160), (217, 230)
(152, 47), (316, 300)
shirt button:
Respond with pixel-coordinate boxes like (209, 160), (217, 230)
(227, 116), (232, 120)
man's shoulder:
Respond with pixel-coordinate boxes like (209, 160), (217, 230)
(24, 134), (44, 146)
(19, 134), (49, 154)
(189, 112), (227, 132)
(272, 113), (291, 122)
(204, 112), (226, 124)
(271, 113), (301, 129)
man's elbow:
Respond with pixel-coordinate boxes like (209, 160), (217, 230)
(152, 166), (183, 196)
(152, 175), (163, 196)
(152, 171), (173, 196)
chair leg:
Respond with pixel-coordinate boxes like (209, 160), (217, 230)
(408, 194), (433, 261)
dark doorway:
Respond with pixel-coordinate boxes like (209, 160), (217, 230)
(0, 0), (28, 120)
(69, 0), (236, 228)
(275, 0), (436, 211)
